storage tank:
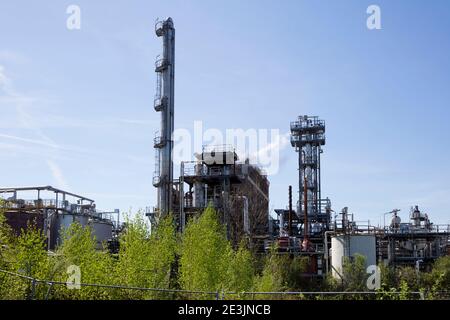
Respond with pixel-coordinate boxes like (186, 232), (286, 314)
(89, 219), (113, 249)
(330, 234), (376, 279)
(54, 213), (89, 247)
(55, 213), (89, 230)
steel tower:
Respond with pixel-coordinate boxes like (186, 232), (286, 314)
(153, 18), (175, 217)
(290, 115), (327, 237)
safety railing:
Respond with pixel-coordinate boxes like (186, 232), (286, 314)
(291, 134), (326, 144)
(202, 144), (235, 154)
(154, 96), (167, 112)
(155, 57), (169, 72)
(290, 117), (325, 132)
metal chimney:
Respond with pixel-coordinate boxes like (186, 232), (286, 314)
(153, 17), (175, 217)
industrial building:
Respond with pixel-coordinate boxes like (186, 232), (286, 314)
(0, 17), (448, 280)
(178, 146), (269, 247)
(269, 115), (449, 278)
(378, 206), (450, 270)
(146, 17), (449, 275)
(147, 18), (269, 248)
(0, 186), (119, 250)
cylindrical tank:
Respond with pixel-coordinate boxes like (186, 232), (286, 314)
(54, 213), (89, 247)
(391, 215), (401, 229)
(330, 234), (376, 279)
(89, 219), (113, 249)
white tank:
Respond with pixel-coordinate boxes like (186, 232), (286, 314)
(330, 234), (376, 279)
(391, 215), (401, 228)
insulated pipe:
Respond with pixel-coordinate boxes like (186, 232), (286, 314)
(155, 18), (175, 217)
(288, 186), (292, 236)
(324, 231), (335, 275)
(242, 196), (249, 235)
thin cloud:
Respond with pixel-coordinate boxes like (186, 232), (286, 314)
(0, 64), (71, 190)
(46, 160), (69, 190)
(248, 131), (290, 164)
(0, 133), (59, 148)
(0, 50), (29, 64)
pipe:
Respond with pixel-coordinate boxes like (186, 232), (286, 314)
(304, 170), (308, 240)
(234, 195), (249, 235)
(288, 186), (292, 236)
(324, 231), (335, 275)
(242, 196), (249, 235)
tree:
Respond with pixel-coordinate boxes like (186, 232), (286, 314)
(341, 254), (367, 292)
(0, 217), (51, 299)
(0, 203), (14, 271)
(425, 256), (450, 299)
(226, 240), (255, 294)
(51, 222), (115, 300)
(179, 206), (233, 297)
(114, 212), (177, 299)
(253, 246), (286, 295)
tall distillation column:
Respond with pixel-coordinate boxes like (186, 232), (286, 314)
(153, 18), (175, 217)
(290, 116), (326, 239)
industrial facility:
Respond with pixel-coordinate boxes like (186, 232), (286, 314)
(177, 146), (269, 248)
(145, 17), (449, 277)
(268, 115), (450, 277)
(0, 186), (120, 251)
(0, 17), (448, 281)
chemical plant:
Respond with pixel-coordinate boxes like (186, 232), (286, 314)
(0, 17), (449, 280)
(0, 186), (120, 251)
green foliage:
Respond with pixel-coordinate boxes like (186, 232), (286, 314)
(0, 220), (50, 299)
(13, 223), (48, 278)
(114, 212), (177, 299)
(226, 240), (255, 293)
(398, 280), (410, 300)
(284, 256), (310, 290)
(341, 254), (367, 292)
(0, 209), (14, 271)
(424, 256), (450, 299)
(252, 246), (311, 298)
(396, 266), (420, 291)
(0, 200), (448, 300)
(51, 222), (115, 300)
(376, 264), (400, 300)
(379, 263), (396, 289)
(179, 206), (233, 297)
(253, 246), (286, 294)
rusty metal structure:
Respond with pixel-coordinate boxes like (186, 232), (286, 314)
(0, 186), (119, 250)
(178, 145), (269, 248)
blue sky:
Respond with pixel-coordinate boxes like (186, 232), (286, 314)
(0, 0), (449, 225)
